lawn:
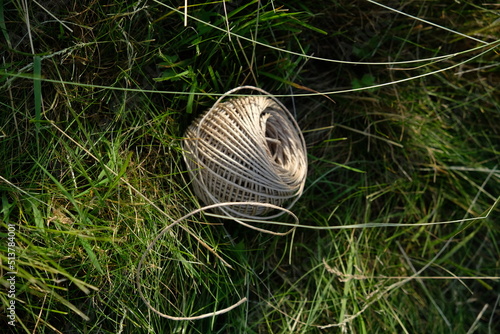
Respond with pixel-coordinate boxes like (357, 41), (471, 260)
(1, 0), (499, 333)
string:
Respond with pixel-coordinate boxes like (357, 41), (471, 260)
(136, 202), (299, 320)
(182, 86), (308, 219)
(137, 86), (307, 320)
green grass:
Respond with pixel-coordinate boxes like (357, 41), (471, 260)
(1, 0), (499, 333)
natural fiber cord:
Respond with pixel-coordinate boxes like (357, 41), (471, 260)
(137, 87), (307, 321)
(182, 86), (307, 219)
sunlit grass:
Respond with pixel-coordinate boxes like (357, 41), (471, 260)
(1, 0), (499, 333)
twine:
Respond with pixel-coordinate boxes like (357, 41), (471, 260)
(182, 86), (307, 219)
(136, 202), (299, 321)
(136, 87), (307, 321)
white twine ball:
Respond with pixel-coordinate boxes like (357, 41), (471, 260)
(182, 86), (307, 219)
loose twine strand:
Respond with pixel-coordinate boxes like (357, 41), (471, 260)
(136, 202), (299, 320)
(137, 86), (307, 320)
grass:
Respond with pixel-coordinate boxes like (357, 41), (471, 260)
(1, 0), (499, 333)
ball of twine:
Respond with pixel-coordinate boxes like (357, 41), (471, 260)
(182, 86), (307, 219)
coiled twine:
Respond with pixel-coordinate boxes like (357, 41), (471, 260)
(182, 86), (307, 219)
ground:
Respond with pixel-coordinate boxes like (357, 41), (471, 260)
(0, 1), (499, 333)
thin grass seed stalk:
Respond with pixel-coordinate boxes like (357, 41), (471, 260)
(182, 86), (308, 219)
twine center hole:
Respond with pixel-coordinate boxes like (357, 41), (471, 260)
(262, 112), (285, 165)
